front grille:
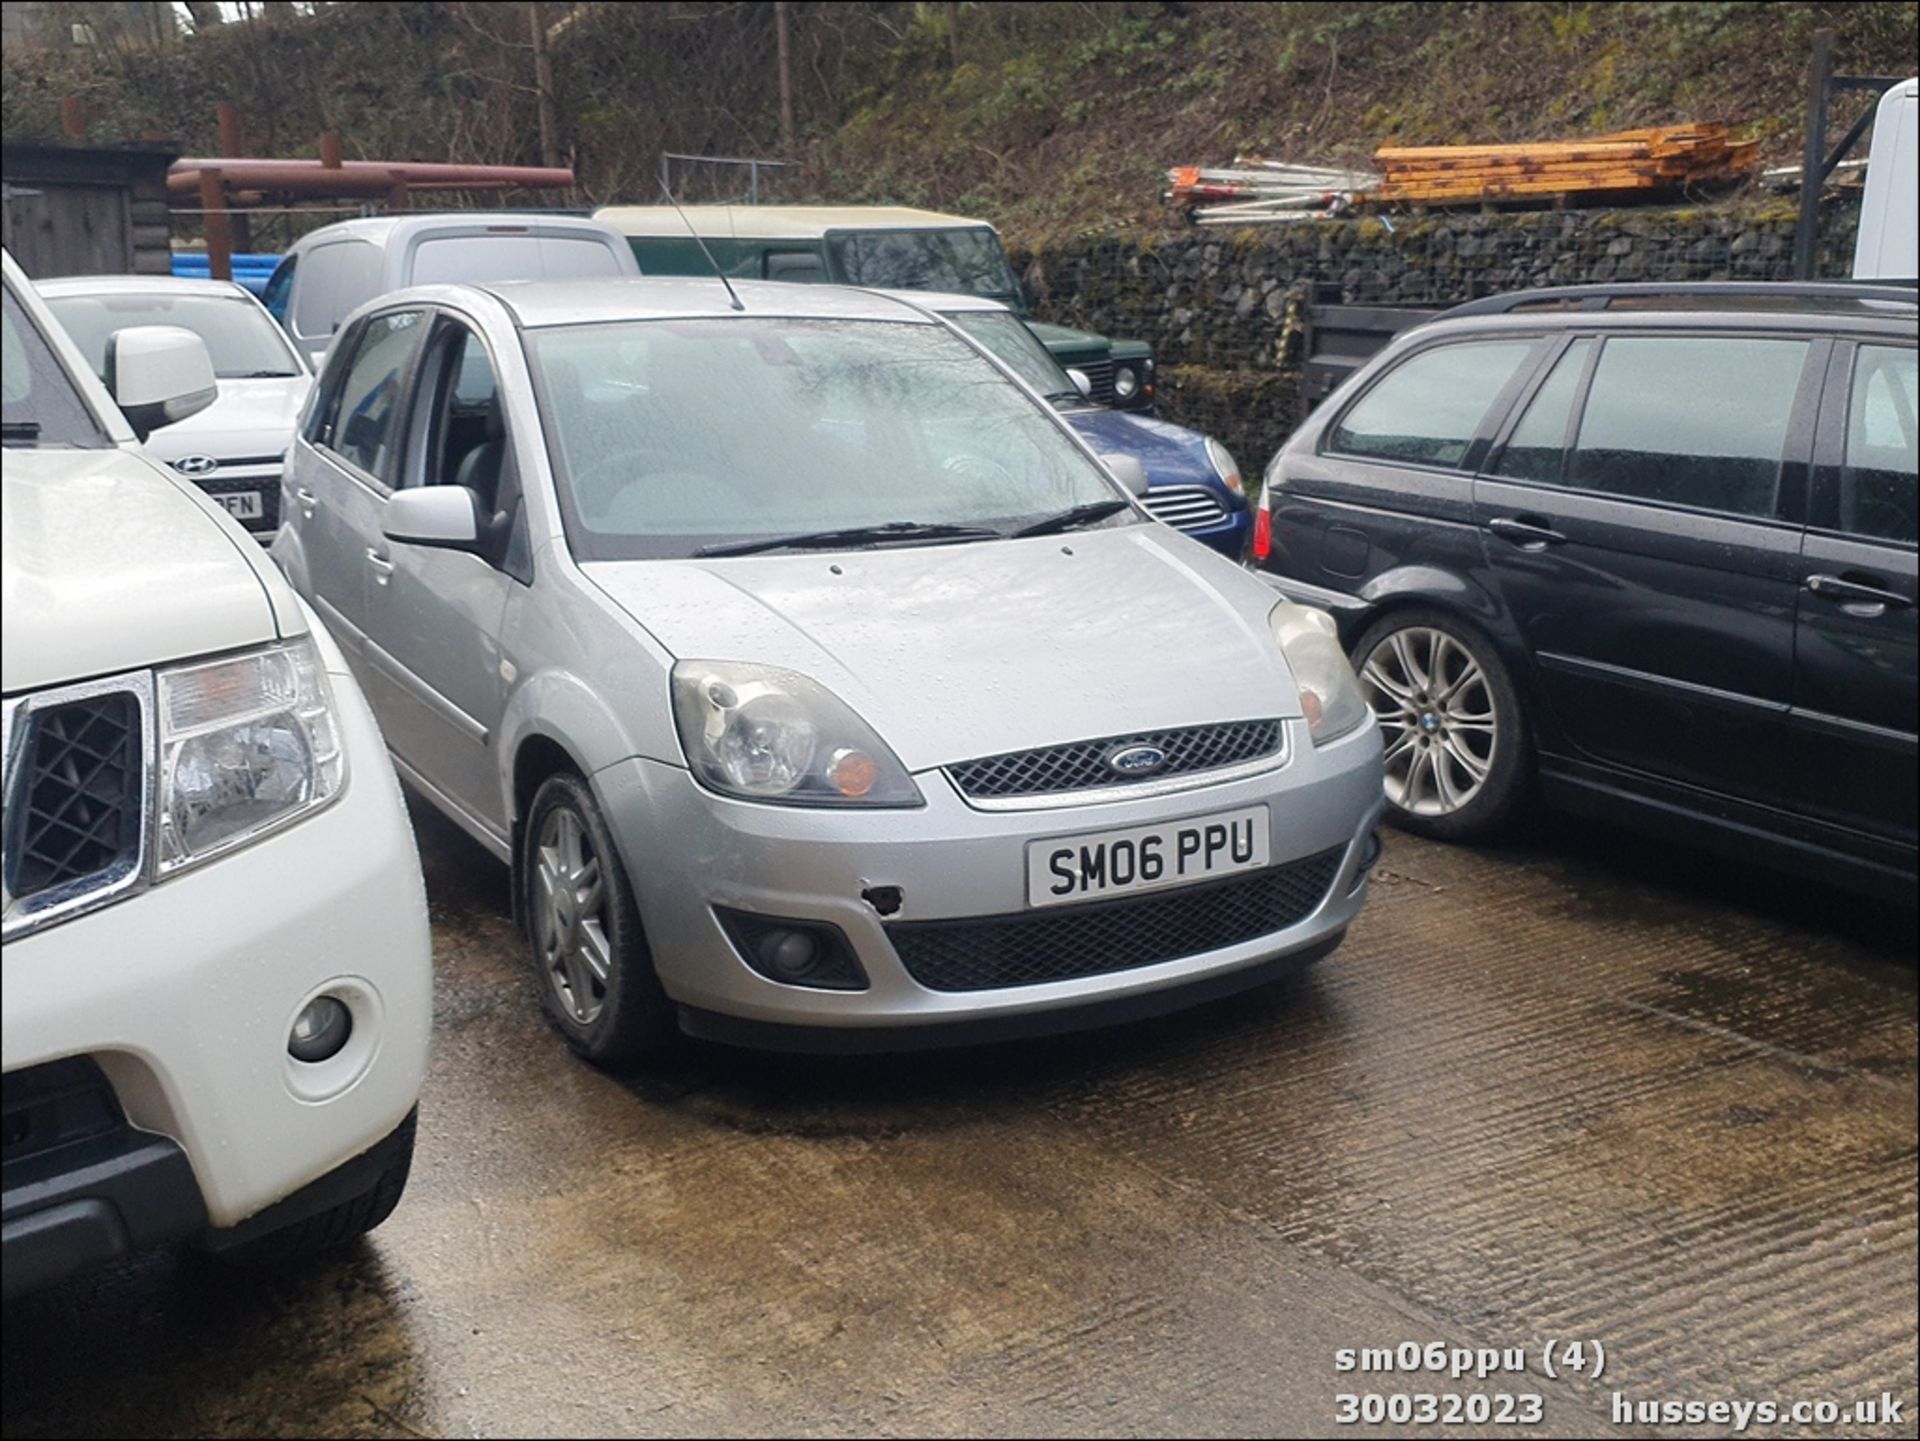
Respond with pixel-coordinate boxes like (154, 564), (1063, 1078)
(3, 682), (149, 933)
(1141, 484), (1230, 531)
(888, 847), (1346, 991)
(191, 471), (282, 535)
(948, 720), (1283, 800)
(1075, 357), (1116, 404)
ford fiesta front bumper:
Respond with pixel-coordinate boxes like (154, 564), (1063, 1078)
(593, 717), (1384, 1049)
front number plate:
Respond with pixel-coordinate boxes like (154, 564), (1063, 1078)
(1026, 804), (1270, 909)
(215, 490), (264, 520)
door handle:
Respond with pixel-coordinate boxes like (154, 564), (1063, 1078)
(1805, 572), (1914, 613)
(366, 547), (395, 585)
(1487, 516), (1568, 547)
(293, 486), (318, 520)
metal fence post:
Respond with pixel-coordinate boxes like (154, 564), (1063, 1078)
(1793, 30), (1833, 281)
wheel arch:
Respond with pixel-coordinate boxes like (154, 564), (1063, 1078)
(1350, 563), (1534, 696)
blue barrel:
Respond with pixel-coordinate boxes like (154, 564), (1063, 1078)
(172, 251), (282, 297)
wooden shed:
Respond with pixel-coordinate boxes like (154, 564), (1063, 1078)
(1, 140), (178, 280)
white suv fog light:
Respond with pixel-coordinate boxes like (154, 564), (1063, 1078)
(288, 995), (353, 1063)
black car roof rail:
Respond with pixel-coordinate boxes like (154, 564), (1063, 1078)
(1440, 280), (1919, 319)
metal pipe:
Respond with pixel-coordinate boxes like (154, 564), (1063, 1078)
(216, 102), (242, 156)
(171, 158), (574, 189)
(168, 171), (533, 199)
(198, 168), (233, 282)
(1793, 29), (1832, 280)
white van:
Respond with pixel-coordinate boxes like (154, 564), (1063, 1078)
(1854, 78), (1918, 282)
(261, 213), (639, 366)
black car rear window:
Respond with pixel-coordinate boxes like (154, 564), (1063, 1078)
(1330, 341), (1535, 468)
(1841, 344), (1918, 544)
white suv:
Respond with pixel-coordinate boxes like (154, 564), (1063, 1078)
(1, 249), (432, 1297)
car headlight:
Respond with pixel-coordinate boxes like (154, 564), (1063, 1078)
(1113, 365), (1140, 400)
(156, 636), (345, 874)
(1268, 602), (1370, 745)
(671, 661), (923, 807)
(1204, 436), (1244, 495)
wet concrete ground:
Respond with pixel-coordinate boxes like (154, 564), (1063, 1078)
(3, 803), (1915, 1438)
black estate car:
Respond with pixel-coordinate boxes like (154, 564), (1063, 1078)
(1252, 282), (1917, 901)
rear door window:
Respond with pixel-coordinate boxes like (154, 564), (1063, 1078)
(1567, 335), (1809, 518)
(1329, 341), (1536, 468)
(1493, 339), (1594, 484)
(1840, 344), (1918, 544)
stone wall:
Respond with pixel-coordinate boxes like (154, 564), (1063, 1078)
(1010, 200), (1863, 474)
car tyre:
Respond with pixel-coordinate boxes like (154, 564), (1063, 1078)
(522, 772), (678, 1069)
(215, 1110), (416, 1267)
(1351, 609), (1529, 842)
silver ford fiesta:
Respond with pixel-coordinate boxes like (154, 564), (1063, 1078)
(271, 277), (1384, 1062)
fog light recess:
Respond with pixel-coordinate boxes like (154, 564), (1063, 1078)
(716, 909), (869, 991)
(1349, 830), (1385, 895)
(289, 995), (353, 1063)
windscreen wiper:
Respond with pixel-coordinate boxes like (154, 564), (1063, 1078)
(1, 420), (42, 443)
(1009, 499), (1132, 538)
(695, 520), (1003, 558)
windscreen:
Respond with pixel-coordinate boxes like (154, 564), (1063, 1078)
(825, 229), (1021, 301)
(526, 316), (1121, 560)
(3, 285), (113, 448)
(47, 292), (301, 380)
(945, 311), (1080, 400)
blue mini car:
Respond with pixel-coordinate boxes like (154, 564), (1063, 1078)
(914, 294), (1253, 559)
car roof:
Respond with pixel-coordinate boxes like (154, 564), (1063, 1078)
(288, 212), (621, 250)
(34, 274), (253, 300)
(593, 205), (995, 240)
(1405, 298), (1918, 345)
(433, 276), (947, 328)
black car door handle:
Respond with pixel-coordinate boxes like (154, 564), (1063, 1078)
(1805, 573), (1915, 611)
(1487, 516), (1568, 547)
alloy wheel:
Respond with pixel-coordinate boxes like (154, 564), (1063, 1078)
(1359, 626), (1499, 818)
(532, 806), (610, 1025)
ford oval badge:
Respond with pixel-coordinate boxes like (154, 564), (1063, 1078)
(1106, 743), (1167, 778)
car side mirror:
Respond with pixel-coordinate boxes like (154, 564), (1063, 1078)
(1099, 453), (1151, 498)
(383, 485), (484, 552)
(1066, 367), (1093, 399)
(107, 326), (217, 440)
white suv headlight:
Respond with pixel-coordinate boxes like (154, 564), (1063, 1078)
(156, 636), (345, 874)
(672, 661), (922, 807)
(1268, 602), (1370, 745)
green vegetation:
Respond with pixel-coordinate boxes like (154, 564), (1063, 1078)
(3, 1), (1914, 245)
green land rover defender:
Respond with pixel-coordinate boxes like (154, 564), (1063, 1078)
(595, 205), (1156, 411)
